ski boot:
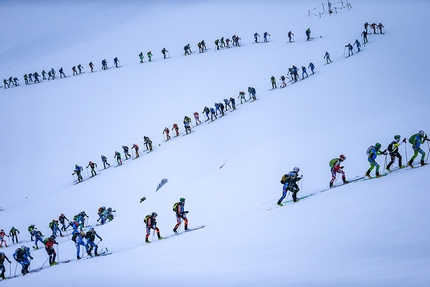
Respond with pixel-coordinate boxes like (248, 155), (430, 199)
(408, 159), (414, 168)
(343, 178), (349, 184)
(365, 170), (371, 178)
(376, 172), (382, 178)
(421, 160), (427, 166)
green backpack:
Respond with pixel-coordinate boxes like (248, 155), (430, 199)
(173, 202), (180, 212)
(143, 215), (151, 224)
(329, 158), (338, 168)
(409, 134), (418, 144)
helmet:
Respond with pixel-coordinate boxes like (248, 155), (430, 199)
(89, 161), (93, 164)
(394, 135), (401, 140)
(80, 231), (85, 236)
(151, 212), (158, 217)
(21, 245), (26, 250)
(293, 167), (300, 173)
(50, 235), (55, 239)
(122, 145), (125, 148)
(339, 154), (346, 161)
(61, 213), (64, 216)
(375, 143), (382, 149)
(1, 229), (3, 232)
(89, 227), (94, 231)
(75, 164), (78, 168)
(0, 252), (4, 256)
(419, 130), (425, 136)
(180, 197), (185, 203)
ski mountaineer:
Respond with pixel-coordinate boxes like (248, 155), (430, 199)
(364, 22), (369, 33)
(305, 28), (311, 41)
(59, 213), (69, 232)
(172, 123), (179, 136)
(163, 127), (171, 141)
(253, 32), (260, 43)
(193, 112), (202, 125)
(386, 135), (407, 171)
(184, 44), (192, 56)
(301, 66), (308, 79)
(365, 143), (387, 178)
(324, 51), (332, 64)
(144, 212), (162, 243)
(219, 102), (225, 116)
(86, 161), (98, 177)
(161, 48), (169, 59)
(77, 64), (83, 73)
(210, 107), (217, 121)
(59, 67), (66, 78)
(278, 167), (302, 205)
(49, 219), (63, 237)
(308, 62), (315, 74)
(270, 76), (277, 89)
(250, 87), (257, 100)
(23, 74), (28, 85)
(361, 30), (368, 44)
(147, 51), (153, 62)
(66, 220), (80, 234)
(43, 235), (58, 266)
(72, 66), (78, 76)
(408, 130), (429, 167)
(101, 59), (108, 70)
(280, 75), (287, 88)
(114, 151), (122, 165)
(214, 39), (220, 50)
(139, 52), (144, 63)
(0, 252), (12, 279)
(76, 211), (89, 230)
(224, 99), (231, 111)
(28, 224), (36, 241)
(33, 230), (44, 249)
(101, 155), (111, 169)
(371, 23), (377, 34)
(72, 164), (84, 182)
(89, 61), (94, 72)
(85, 227), (102, 256)
(263, 31), (270, 42)
(173, 198), (189, 233)
(73, 231), (86, 260)
(202, 107), (210, 121)
(345, 43), (353, 57)
(122, 145), (131, 160)
(13, 246), (33, 276)
(144, 136), (153, 151)
(97, 206), (106, 224)
(214, 103), (221, 115)
(238, 91), (246, 104)
(0, 230), (8, 248)
(230, 97), (236, 110)
(377, 23), (384, 34)
(113, 57), (120, 68)
(329, 155), (348, 188)
(288, 31), (294, 42)
(354, 39), (361, 52)
(9, 227), (20, 244)
(132, 143), (140, 158)
(183, 116), (192, 134)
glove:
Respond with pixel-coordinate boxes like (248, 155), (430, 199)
(340, 166), (344, 169)
(100, 238), (103, 241)
(29, 256), (34, 260)
(184, 211), (189, 214)
(403, 138), (407, 143)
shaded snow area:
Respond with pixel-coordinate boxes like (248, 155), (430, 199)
(1, 0), (430, 286)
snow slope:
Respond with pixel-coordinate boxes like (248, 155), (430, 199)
(1, 0), (430, 286)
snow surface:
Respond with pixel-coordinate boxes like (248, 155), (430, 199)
(1, 0), (430, 286)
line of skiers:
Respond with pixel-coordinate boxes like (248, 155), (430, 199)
(71, 88), (255, 183)
(144, 197), (189, 243)
(2, 28), (317, 89)
(277, 130), (429, 206)
(0, 209), (108, 278)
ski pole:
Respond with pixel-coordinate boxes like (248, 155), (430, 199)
(40, 257), (49, 269)
(405, 143), (408, 163)
(56, 244), (59, 261)
(14, 261), (17, 276)
(86, 167), (89, 178)
(426, 140), (430, 162)
(384, 154), (387, 172)
(8, 261), (11, 278)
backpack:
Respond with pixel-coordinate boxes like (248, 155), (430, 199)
(409, 134), (417, 145)
(48, 222), (53, 229)
(173, 202), (180, 212)
(329, 158), (338, 168)
(143, 215), (151, 224)
(366, 146), (374, 156)
(387, 142), (394, 152)
(280, 174), (289, 184)
(72, 233), (77, 242)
